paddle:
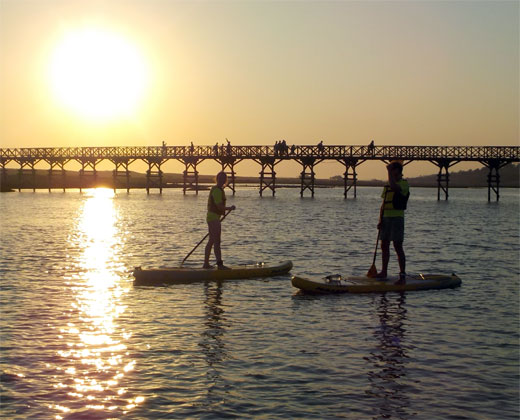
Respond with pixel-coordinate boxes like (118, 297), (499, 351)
(366, 229), (380, 277)
(366, 188), (388, 277)
(180, 209), (232, 266)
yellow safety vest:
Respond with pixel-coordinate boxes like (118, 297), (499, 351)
(207, 186), (226, 222)
(382, 179), (409, 218)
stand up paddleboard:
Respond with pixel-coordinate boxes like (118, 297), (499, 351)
(134, 260), (293, 286)
(291, 273), (461, 294)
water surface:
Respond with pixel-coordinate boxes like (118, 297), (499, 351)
(1, 187), (519, 419)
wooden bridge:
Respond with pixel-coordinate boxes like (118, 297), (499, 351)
(1, 145), (518, 201)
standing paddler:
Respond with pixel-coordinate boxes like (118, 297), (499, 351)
(377, 161), (410, 284)
(203, 171), (236, 269)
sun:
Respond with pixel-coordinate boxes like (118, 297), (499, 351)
(48, 26), (149, 120)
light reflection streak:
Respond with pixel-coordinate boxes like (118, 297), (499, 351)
(365, 293), (412, 419)
(53, 188), (144, 418)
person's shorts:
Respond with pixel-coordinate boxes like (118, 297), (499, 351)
(380, 217), (404, 242)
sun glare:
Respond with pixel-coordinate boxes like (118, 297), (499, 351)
(48, 26), (149, 120)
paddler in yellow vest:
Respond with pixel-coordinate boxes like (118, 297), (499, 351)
(377, 161), (410, 284)
(203, 172), (236, 269)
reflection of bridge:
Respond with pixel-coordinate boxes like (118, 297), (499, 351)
(1, 145), (518, 200)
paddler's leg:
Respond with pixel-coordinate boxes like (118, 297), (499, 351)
(394, 241), (406, 283)
(203, 236), (213, 268)
(377, 240), (390, 278)
(377, 217), (390, 278)
(203, 220), (220, 268)
(393, 217), (406, 283)
(209, 219), (224, 267)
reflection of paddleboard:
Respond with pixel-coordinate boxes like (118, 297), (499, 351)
(133, 260), (292, 286)
(291, 273), (461, 294)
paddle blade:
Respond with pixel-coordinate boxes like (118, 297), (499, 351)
(366, 264), (378, 278)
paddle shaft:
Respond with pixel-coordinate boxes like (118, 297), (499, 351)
(371, 188), (389, 265)
(371, 228), (381, 265)
(181, 209), (232, 265)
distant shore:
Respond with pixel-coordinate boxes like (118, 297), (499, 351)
(1, 164), (518, 192)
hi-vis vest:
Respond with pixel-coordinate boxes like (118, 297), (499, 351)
(207, 186), (226, 221)
(382, 179), (409, 218)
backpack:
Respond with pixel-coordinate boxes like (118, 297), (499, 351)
(392, 189), (410, 210)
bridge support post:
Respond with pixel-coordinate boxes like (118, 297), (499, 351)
(182, 157), (199, 195)
(298, 157), (317, 197)
(146, 159), (163, 194)
(112, 159), (132, 193)
(217, 157), (241, 195)
(48, 159), (67, 192)
(16, 159), (37, 192)
(432, 159), (459, 201)
(79, 160), (99, 193)
(256, 157), (278, 196)
(0, 165), (6, 192)
(481, 159), (509, 202)
(340, 157), (362, 199)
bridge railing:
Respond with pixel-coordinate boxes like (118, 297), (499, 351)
(1, 145), (519, 162)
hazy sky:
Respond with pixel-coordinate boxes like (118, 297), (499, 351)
(1, 0), (518, 179)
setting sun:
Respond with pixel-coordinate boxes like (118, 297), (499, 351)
(48, 26), (149, 120)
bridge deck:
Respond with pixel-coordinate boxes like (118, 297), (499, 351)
(1, 145), (518, 201)
(1, 145), (518, 161)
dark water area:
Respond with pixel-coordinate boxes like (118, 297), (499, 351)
(1, 187), (519, 419)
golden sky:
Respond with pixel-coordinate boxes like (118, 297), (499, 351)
(0, 0), (518, 179)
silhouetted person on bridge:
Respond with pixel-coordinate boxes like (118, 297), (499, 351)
(226, 139), (231, 156)
(281, 140), (288, 155)
(369, 140), (375, 155)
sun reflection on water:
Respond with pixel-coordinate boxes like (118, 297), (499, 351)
(54, 188), (143, 419)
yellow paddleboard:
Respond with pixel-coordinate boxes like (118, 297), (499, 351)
(292, 273), (461, 294)
(134, 260), (293, 286)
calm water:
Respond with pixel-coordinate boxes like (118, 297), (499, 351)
(1, 186), (519, 420)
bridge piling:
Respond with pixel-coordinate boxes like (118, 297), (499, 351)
(256, 157), (279, 196)
(146, 159), (163, 194)
(217, 157), (240, 195)
(482, 159), (509, 202)
(18, 167), (36, 192)
(298, 157), (320, 197)
(181, 157), (200, 195)
(432, 159), (460, 201)
(111, 159), (132, 193)
(340, 157), (363, 199)
(47, 160), (67, 192)
(79, 159), (99, 193)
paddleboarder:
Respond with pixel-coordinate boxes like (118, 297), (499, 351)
(377, 161), (410, 284)
(203, 171), (236, 269)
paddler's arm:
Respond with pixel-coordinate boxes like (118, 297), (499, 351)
(387, 164), (402, 194)
(214, 201), (236, 213)
(214, 196), (236, 214)
(212, 187), (236, 213)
